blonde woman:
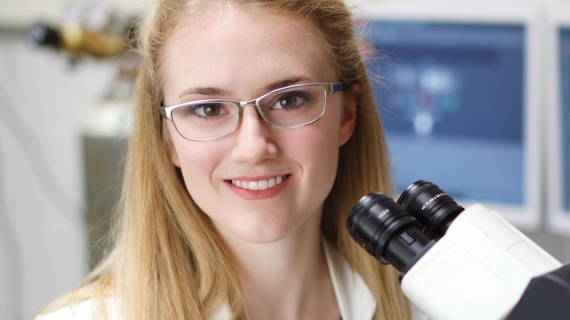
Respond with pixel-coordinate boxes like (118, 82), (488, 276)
(37, 0), (412, 319)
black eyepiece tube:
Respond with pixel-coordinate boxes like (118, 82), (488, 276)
(397, 180), (464, 239)
(347, 192), (435, 279)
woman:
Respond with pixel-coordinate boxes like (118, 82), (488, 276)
(37, 0), (411, 319)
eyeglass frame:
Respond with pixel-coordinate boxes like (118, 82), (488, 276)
(160, 82), (344, 141)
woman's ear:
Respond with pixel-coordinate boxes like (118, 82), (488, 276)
(339, 82), (359, 146)
(164, 123), (181, 167)
(171, 148), (181, 167)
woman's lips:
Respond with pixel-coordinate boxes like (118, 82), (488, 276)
(226, 174), (290, 200)
(230, 175), (287, 191)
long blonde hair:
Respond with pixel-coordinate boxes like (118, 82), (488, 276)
(39, 0), (410, 319)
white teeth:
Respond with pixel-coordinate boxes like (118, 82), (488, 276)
(248, 181), (259, 190)
(231, 175), (287, 191)
(258, 180), (269, 190)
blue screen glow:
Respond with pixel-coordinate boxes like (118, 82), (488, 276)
(363, 21), (525, 204)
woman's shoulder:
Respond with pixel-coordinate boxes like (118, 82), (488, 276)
(36, 298), (231, 320)
(35, 298), (119, 320)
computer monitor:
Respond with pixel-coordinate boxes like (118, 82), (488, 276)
(356, 3), (542, 229)
(546, 8), (570, 234)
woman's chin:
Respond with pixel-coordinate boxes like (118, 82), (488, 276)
(214, 219), (302, 245)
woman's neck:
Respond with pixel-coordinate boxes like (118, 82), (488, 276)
(217, 212), (340, 320)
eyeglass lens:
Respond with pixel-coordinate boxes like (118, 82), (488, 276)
(170, 85), (327, 141)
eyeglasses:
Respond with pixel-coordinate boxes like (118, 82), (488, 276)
(161, 82), (344, 141)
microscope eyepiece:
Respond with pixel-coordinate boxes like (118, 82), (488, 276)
(347, 192), (434, 278)
(397, 180), (464, 239)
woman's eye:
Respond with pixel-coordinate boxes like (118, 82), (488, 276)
(273, 92), (309, 110)
(278, 95), (300, 109)
(202, 104), (222, 116)
(191, 103), (228, 117)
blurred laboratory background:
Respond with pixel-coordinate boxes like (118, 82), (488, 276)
(1, 0), (570, 319)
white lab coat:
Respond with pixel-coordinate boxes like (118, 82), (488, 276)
(36, 240), (389, 320)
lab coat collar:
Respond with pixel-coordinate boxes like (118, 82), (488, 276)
(210, 238), (377, 320)
(323, 238), (377, 320)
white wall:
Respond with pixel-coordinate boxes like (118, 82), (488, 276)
(0, 29), (115, 319)
(1, 0), (570, 319)
(0, 0), (147, 28)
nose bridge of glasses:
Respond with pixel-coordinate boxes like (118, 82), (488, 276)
(239, 98), (266, 120)
(238, 98), (258, 108)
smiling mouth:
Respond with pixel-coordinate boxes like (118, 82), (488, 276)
(230, 175), (289, 191)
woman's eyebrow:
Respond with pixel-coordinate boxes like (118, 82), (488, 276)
(178, 76), (313, 99)
(265, 76), (311, 92)
(178, 87), (231, 99)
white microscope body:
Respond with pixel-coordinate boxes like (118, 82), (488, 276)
(401, 204), (562, 320)
(347, 181), (569, 320)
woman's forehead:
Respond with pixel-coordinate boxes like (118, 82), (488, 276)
(160, 5), (337, 101)
(164, 4), (332, 66)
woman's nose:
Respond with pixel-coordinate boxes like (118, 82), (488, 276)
(230, 105), (278, 164)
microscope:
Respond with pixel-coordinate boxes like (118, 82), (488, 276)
(347, 180), (570, 320)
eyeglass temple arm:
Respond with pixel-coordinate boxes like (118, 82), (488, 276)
(328, 82), (344, 95)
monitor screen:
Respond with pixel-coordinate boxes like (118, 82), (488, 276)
(362, 20), (530, 211)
